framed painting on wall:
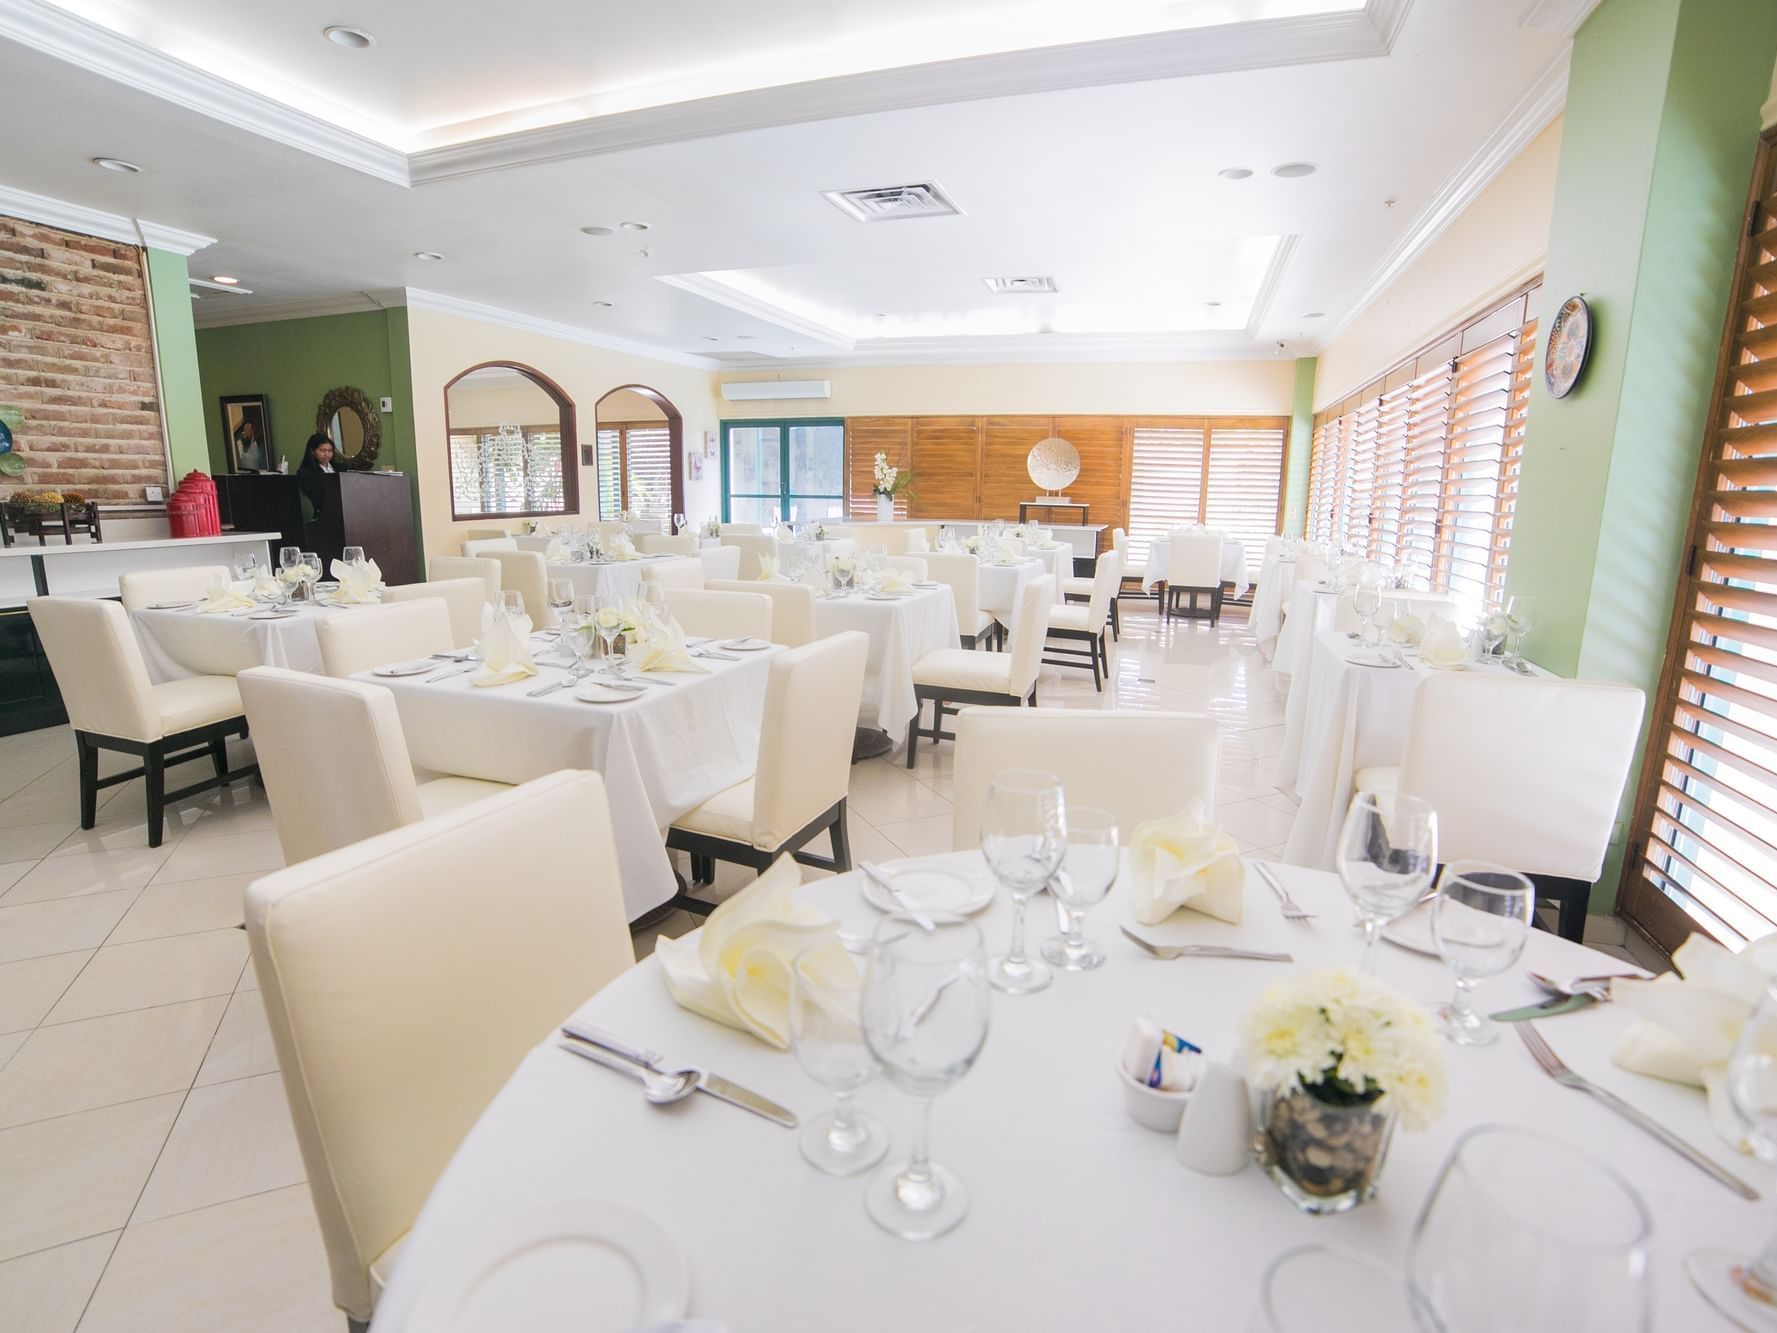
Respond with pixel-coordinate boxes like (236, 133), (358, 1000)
(219, 395), (274, 472)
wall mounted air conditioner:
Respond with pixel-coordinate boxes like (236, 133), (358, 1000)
(720, 380), (832, 401)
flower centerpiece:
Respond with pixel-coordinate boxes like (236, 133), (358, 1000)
(1238, 967), (1447, 1214)
(870, 451), (913, 522)
(700, 516), (721, 539)
(962, 535), (983, 555)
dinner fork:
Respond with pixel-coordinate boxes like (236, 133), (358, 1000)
(1515, 1023), (1757, 1199)
(1118, 927), (1292, 963)
(1250, 860), (1315, 921)
(422, 664), (476, 684)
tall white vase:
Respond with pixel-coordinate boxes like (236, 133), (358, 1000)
(875, 494), (894, 522)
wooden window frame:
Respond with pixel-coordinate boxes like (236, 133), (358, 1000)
(444, 361), (579, 522)
(592, 384), (685, 522)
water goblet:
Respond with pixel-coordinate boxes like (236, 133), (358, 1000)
(233, 550), (260, 581)
(1041, 806), (1117, 971)
(1430, 863), (1533, 1045)
(789, 944), (889, 1176)
(980, 769), (1066, 995)
(279, 545), (301, 573)
(1335, 791), (1436, 973)
(547, 578), (574, 624)
(1256, 1245), (1420, 1333)
(1352, 586), (1382, 646)
(1504, 593), (1535, 672)
(341, 545), (365, 568)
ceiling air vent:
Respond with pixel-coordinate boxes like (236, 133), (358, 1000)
(822, 181), (963, 223)
(982, 276), (1057, 294)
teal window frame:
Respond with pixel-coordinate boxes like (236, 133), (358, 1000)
(719, 417), (846, 522)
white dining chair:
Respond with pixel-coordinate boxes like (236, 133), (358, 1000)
(238, 667), (509, 864)
(1064, 529), (1127, 639)
(118, 564), (231, 611)
(905, 527), (931, 553)
(1164, 530), (1226, 625)
(316, 600), (455, 678)
(696, 544), (741, 582)
(460, 527), (510, 543)
(920, 551), (997, 649)
(462, 536), (518, 556)
(663, 588), (773, 641)
(1044, 549), (1123, 690)
(245, 769), (632, 1331)
(380, 579), (486, 648)
(906, 575), (1053, 766)
(641, 558), (706, 592)
(720, 533), (778, 580)
(481, 549), (555, 627)
(426, 555), (501, 605)
(718, 522), (764, 536)
(949, 708), (1220, 849)
(1354, 674), (1646, 941)
(637, 533), (697, 556)
(707, 578), (815, 646)
(666, 632), (868, 907)
(27, 596), (258, 847)
(885, 555), (928, 580)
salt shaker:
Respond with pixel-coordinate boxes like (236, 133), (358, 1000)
(1175, 1061), (1255, 1175)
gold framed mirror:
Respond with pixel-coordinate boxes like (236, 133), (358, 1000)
(315, 385), (382, 469)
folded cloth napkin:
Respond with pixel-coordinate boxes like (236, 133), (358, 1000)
(634, 616), (708, 674)
(471, 604), (537, 686)
(1612, 932), (1777, 1149)
(656, 855), (856, 1048)
(328, 557), (385, 605)
(544, 536), (573, 564)
(1419, 614), (1467, 669)
(755, 554), (787, 582)
(251, 571), (282, 601)
(1129, 799), (1245, 926)
(199, 577), (256, 613)
(904, 528), (929, 553)
(608, 534), (638, 561)
(879, 567), (915, 593)
(1387, 614), (1426, 647)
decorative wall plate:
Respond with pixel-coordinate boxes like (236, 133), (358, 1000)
(1544, 295), (1592, 400)
(1027, 435), (1081, 491)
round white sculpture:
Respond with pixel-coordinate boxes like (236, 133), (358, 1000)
(1027, 436), (1081, 492)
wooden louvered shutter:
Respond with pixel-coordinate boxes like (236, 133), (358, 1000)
(1340, 393), (1381, 555)
(623, 425), (673, 523)
(1625, 129), (1777, 949)
(1307, 415), (1337, 542)
(1489, 294), (1540, 607)
(1369, 376), (1412, 566)
(1204, 420), (1287, 583)
(1127, 421), (1207, 574)
(1435, 327), (1519, 608)
(1399, 364), (1454, 588)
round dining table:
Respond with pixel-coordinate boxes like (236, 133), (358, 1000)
(369, 853), (1746, 1331)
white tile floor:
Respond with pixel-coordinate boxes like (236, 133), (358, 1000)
(0, 599), (1667, 1329)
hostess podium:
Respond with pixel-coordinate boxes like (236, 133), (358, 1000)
(216, 471), (418, 586)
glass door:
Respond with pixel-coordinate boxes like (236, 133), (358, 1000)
(722, 419), (845, 522)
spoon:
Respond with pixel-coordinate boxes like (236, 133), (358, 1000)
(1527, 970), (1646, 1000)
(557, 1036), (697, 1103)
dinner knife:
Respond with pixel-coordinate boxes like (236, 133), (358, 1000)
(860, 861), (936, 931)
(1491, 994), (1598, 1023)
(561, 1023), (796, 1128)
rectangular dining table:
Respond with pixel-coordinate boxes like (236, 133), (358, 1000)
(356, 644), (780, 918)
(131, 600), (352, 680)
(812, 585), (959, 740)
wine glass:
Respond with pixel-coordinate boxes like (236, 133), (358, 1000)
(233, 550), (260, 581)
(595, 596), (624, 673)
(1411, 1124), (1651, 1330)
(789, 944), (889, 1176)
(831, 561), (853, 595)
(499, 589), (526, 624)
(1430, 863), (1533, 1045)
(1255, 1245), (1420, 1333)
(673, 511), (688, 535)
(279, 545), (301, 574)
(1351, 586), (1382, 646)
(1335, 791), (1436, 973)
(859, 915), (990, 1240)
(1041, 806), (1117, 971)
(980, 769), (1066, 995)
(1504, 593), (1535, 673)
(547, 578), (574, 625)
(1689, 979), (1777, 1326)
(341, 545), (365, 568)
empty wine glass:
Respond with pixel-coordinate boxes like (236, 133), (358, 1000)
(1411, 1124), (1651, 1331)
(1335, 791), (1437, 973)
(233, 550), (260, 581)
(1042, 805), (1117, 972)
(279, 545), (301, 573)
(499, 589), (525, 622)
(673, 511), (688, 535)
(859, 915), (990, 1240)
(980, 769), (1066, 995)
(1255, 1245), (1420, 1333)
(341, 545), (365, 567)
(1352, 586), (1382, 646)
(1504, 593), (1535, 672)
(789, 944), (889, 1177)
(1689, 979), (1777, 1326)
(1430, 863), (1533, 1045)
(595, 596), (624, 673)
(547, 578), (574, 624)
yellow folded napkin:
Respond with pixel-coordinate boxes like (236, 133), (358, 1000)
(635, 617), (708, 674)
(1387, 614), (1425, 647)
(251, 572), (282, 601)
(199, 577), (256, 613)
(1419, 614), (1467, 669)
(471, 604), (537, 686)
(1612, 933), (1777, 1149)
(328, 557), (385, 605)
(655, 856), (855, 1048)
(608, 535), (638, 561)
(879, 567), (914, 593)
(1130, 799), (1245, 926)
(544, 536), (573, 564)
(755, 554), (784, 582)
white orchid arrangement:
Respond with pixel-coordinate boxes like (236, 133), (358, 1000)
(962, 535), (983, 554)
(700, 516), (721, 538)
(871, 451), (913, 498)
(1238, 968), (1448, 1131)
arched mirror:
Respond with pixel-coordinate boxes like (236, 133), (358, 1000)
(594, 384), (684, 524)
(445, 362), (579, 520)
(314, 386), (382, 469)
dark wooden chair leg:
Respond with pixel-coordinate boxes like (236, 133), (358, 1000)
(1089, 636), (1101, 691)
(1109, 598), (1120, 640)
(144, 746), (167, 849)
(76, 733), (99, 830)
(905, 701), (921, 769)
(209, 736), (230, 785)
(829, 802), (852, 873)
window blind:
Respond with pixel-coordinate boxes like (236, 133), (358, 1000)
(1127, 423), (1207, 573)
(1204, 423), (1286, 581)
(595, 423), (675, 521)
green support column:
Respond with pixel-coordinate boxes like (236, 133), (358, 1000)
(383, 305), (423, 553)
(1504, 0), (1777, 907)
(1283, 357), (1316, 536)
(144, 248), (210, 477)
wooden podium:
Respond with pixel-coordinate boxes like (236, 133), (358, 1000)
(216, 471), (418, 585)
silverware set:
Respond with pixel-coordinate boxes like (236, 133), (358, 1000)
(557, 1022), (797, 1127)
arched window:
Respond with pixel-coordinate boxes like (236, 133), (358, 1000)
(444, 362), (579, 520)
(594, 384), (684, 523)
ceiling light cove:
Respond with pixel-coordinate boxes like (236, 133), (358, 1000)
(580, 226), (616, 237)
(413, 251), (445, 260)
(1217, 167), (1253, 180)
(322, 26), (375, 50)
(1271, 162), (1317, 178)
(91, 157), (141, 173)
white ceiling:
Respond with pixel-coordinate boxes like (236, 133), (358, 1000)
(0, 0), (1581, 368)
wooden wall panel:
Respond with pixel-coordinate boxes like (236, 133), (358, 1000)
(845, 417), (911, 519)
(908, 416), (982, 518)
(979, 416), (1055, 520)
(1051, 415), (1128, 542)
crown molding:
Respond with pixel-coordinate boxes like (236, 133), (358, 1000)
(1319, 46), (1567, 349)
(753, 330), (1289, 369)
(190, 289), (406, 329)
(0, 0), (410, 185)
(1517, 0), (1602, 36)
(403, 289), (720, 370)
(1246, 233), (1301, 335)
(0, 182), (216, 254)
(656, 273), (856, 350)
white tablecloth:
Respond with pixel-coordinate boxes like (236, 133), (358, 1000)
(976, 558), (1042, 620)
(1272, 579), (1337, 688)
(1251, 555), (1294, 649)
(814, 586), (959, 739)
(1137, 539), (1250, 599)
(371, 852), (1737, 1333)
(1028, 542), (1072, 595)
(131, 602), (348, 680)
(357, 646), (780, 918)
(543, 559), (646, 603)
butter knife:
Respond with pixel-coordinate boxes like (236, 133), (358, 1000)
(1491, 994), (1597, 1023)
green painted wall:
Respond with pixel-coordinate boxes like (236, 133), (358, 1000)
(143, 249), (208, 479)
(1283, 357), (1316, 536)
(1505, 0), (1777, 907)
(194, 308), (422, 547)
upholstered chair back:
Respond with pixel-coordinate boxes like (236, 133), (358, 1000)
(708, 579), (816, 647)
(381, 579), (486, 648)
(637, 533), (698, 556)
(721, 533), (779, 580)
(427, 555), (501, 604)
(462, 536), (518, 556)
(28, 596), (162, 741)
(316, 600), (454, 678)
(118, 564), (230, 611)
(921, 552), (984, 637)
(885, 555), (928, 580)
(1006, 575), (1055, 695)
(751, 632), (868, 849)
(663, 588), (772, 641)
(641, 559), (706, 592)
(483, 549), (554, 627)
(1167, 531), (1224, 587)
(1084, 550), (1124, 629)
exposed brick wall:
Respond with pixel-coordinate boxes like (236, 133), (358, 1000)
(0, 216), (169, 503)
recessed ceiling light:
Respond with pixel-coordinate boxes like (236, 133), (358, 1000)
(210, 275), (239, 285)
(1272, 162), (1317, 178)
(619, 221), (650, 232)
(412, 251), (444, 261)
(590, 301), (613, 309)
(92, 157), (140, 173)
(1204, 300), (1223, 308)
(702, 336), (719, 342)
(1303, 311), (1325, 319)
(323, 25), (374, 49)
(580, 225), (615, 237)
(1217, 167), (1253, 180)
(736, 334), (756, 340)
